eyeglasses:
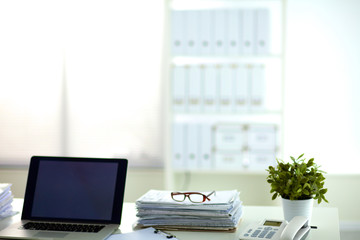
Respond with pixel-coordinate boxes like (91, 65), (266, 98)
(171, 191), (216, 203)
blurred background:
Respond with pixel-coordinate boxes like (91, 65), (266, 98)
(0, 0), (359, 239)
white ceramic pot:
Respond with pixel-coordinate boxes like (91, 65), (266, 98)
(282, 198), (314, 223)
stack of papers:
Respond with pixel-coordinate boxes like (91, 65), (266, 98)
(135, 190), (243, 231)
(0, 183), (16, 219)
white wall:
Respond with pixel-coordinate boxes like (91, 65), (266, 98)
(285, 0), (360, 173)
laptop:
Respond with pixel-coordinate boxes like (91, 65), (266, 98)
(0, 156), (128, 240)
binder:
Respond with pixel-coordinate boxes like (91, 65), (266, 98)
(213, 9), (227, 56)
(171, 10), (185, 56)
(199, 123), (212, 169)
(172, 122), (186, 169)
(234, 65), (249, 112)
(187, 65), (202, 113)
(172, 65), (186, 112)
(199, 9), (213, 55)
(255, 9), (270, 55)
(227, 9), (241, 55)
(186, 123), (199, 169)
(184, 10), (200, 55)
(250, 65), (266, 110)
(242, 9), (255, 55)
(219, 65), (233, 113)
(203, 65), (218, 113)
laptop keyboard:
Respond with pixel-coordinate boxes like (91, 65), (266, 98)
(22, 222), (105, 233)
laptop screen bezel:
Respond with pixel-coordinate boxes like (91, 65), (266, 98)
(22, 156), (128, 224)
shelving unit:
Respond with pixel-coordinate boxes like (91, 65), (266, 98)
(164, 0), (285, 189)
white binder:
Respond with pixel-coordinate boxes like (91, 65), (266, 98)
(219, 65), (233, 113)
(242, 9), (255, 55)
(199, 10), (213, 55)
(214, 9), (227, 56)
(227, 9), (241, 55)
(186, 123), (199, 169)
(255, 9), (270, 55)
(187, 65), (202, 113)
(172, 122), (186, 169)
(199, 123), (212, 169)
(250, 65), (266, 110)
(234, 65), (249, 112)
(171, 10), (185, 56)
(185, 10), (200, 55)
(172, 66), (186, 112)
(203, 65), (218, 113)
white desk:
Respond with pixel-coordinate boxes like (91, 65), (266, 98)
(1, 199), (340, 240)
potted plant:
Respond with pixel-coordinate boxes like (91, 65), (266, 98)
(266, 154), (328, 222)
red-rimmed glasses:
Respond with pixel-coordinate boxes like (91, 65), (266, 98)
(171, 191), (216, 203)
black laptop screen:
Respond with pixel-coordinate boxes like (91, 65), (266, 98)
(22, 157), (127, 224)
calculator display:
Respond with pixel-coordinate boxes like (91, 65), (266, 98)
(263, 220), (282, 227)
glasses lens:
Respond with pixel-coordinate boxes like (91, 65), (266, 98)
(172, 193), (185, 202)
(188, 193), (205, 203)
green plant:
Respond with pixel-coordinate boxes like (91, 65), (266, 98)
(266, 154), (328, 204)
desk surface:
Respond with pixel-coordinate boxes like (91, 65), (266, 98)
(1, 199), (340, 240)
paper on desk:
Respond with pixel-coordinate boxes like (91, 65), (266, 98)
(0, 183), (12, 198)
(106, 227), (178, 240)
(135, 190), (242, 231)
(0, 183), (16, 220)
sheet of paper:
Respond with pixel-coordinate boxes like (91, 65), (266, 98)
(106, 227), (178, 240)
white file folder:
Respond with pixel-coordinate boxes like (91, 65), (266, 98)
(199, 10), (213, 55)
(255, 9), (270, 55)
(227, 9), (241, 55)
(248, 125), (276, 151)
(249, 150), (276, 170)
(215, 153), (243, 169)
(186, 123), (199, 169)
(199, 123), (212, 169)
(242, 9), (255, 55)
(187, 66), (202, 113)
(214, 9), (227, 56)
(171, 10), (185, 56)
(185, 10), (200, 55)
(219, 65), (233, 113)
(203, 65), (218, 113)
(214, 125), (244, 152)
(250, 65), (266, 110)
(172, 122), (186, 169)
(214, 124), (244, 169)
(234, 65), (249, 112)
(172, 66), (186, 112)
